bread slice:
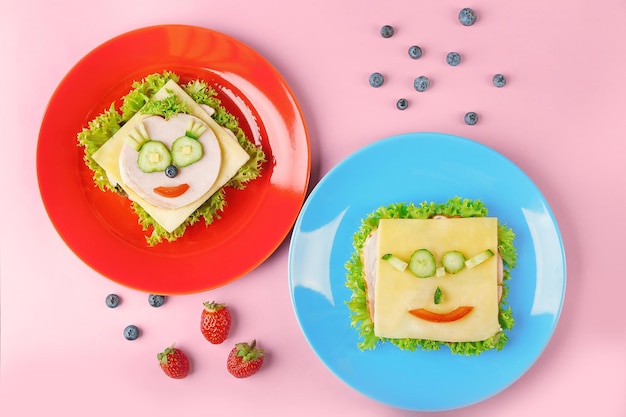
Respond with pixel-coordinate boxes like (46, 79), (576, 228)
(362, 217), (502, 343)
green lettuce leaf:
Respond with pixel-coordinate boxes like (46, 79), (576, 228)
(77, 71), (266, 245)
(120, 71), (180, 120)
(76, 103), (123, 192)
(140, 89), (190, 119)
(344, 196), (518, 356)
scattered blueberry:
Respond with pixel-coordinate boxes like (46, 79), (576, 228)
(369, 72), (385, 88)
(380, 25), (395, 38)
(123, 325), (139, 341)
(396, 98), (409, 110)
(148, 294), (166, 307)
(165, 165), (178, 178)
(464, 112), (479, 125)
(446, 52), (461, 66)
(414, 76), (430, 92)
(408, 45), (423, 59)
(459, 8), (477, 26)
(105, 294), (120, 308)
(493, 73), (507, 87)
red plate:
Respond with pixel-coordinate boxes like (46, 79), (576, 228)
(37, 25), (310, 294)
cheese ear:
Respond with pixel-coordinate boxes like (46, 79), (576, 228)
(92, 80), (251, 233)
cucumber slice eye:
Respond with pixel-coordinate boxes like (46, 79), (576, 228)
(137, 141), (172, 173)
(408, 249), (437, 278)
(442, 251), (466, 274)
(382, 248), (494, 278)
(171, 136), (204, 167)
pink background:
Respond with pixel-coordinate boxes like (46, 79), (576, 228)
(2, 1), (625, 416)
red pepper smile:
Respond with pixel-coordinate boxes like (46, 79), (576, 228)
(408, 306), (474, 323)
(153, 183), (190, 198)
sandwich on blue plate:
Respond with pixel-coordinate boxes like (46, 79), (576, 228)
(345, 197), (517, 355)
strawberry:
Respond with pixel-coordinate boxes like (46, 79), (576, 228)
(157, 344), (190, 379)
(226, 340), (265, 378)
(200, 301), (231, 344)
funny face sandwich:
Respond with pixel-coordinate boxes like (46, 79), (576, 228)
(77, 71), (266, 245)
(345, 197), (517, 355)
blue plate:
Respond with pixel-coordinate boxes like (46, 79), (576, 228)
(288, 133), (566, 411)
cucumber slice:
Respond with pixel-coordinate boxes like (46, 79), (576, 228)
(465, 249), (495, 269)
(408, 249), (436, 278)
(442, 251), (466, 274)
(381, 253), (408, 272)
(185, 118), (208, 139)
(137, 141), (172, 173)
(124, 123), (150, 151)
(172, 136), (204, 167)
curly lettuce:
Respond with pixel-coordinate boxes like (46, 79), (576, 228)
(76, 71), (266, 245)
(345, 196), (517, 355)
(120, 71), (180, 120)
(140, 90), (190, 119)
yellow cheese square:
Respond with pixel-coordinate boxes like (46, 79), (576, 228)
(91, 80), (250, 233)
(373, 217), (500, 342)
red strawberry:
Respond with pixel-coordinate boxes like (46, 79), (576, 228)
(157, 344), (190, 379)
(200, 301), (231, 344)
(226, 340), (265, 378)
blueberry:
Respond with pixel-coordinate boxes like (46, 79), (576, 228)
(380, 25), (394, 38)
(123, 325), (139, 341)
(493, 73), (507, 87)
(148, 294), (166, 307)
(464, 112), (479, 125)
(459, 8), (477, 26)
(408, 45), (423, 60)
(105, 294), (120, 308)
(446, 52), (461, 66)
(369, 72), (384, 88)
(396, 98), (409, 110)
(165, 165), (178, 178)
(414, 76), (430, 92)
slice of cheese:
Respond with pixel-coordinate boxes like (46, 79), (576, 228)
(92, 80), (251, 233)
(373, 217), (500, 342)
